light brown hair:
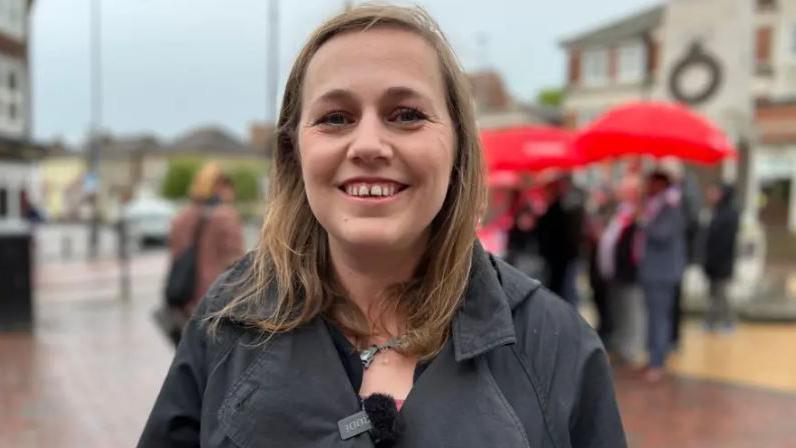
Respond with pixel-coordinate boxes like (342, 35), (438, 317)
(189, 162), (224, 201)
(208, 4), (486, 359)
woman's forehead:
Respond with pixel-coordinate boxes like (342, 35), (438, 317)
(301, 27), (446, 104)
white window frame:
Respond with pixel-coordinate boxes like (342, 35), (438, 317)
(0, 0), (25, 40)
(0, 54), (25, 136)
(582, 48), (609, 87)
(790, 23), (796, 58)
(617, 41), (645, 83)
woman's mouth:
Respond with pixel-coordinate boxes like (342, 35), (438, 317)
(339, 181), (408, 199)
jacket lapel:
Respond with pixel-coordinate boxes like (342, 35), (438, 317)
(217, 317), (374, 448)
(397, 341), (531, 447)
(395, 244), (530, 447)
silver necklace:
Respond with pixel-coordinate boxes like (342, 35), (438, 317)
(359, 337), (406, 369)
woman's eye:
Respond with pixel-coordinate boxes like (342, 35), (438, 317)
(391, 108), (426, 124)
(317, 112), (352, 127)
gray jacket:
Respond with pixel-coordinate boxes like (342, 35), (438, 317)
(138, 245), (626, 447)
(639, 200), (687, 285)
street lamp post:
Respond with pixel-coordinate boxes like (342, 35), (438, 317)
(87, 0), (102, 260)
(266, 0), (279, 126)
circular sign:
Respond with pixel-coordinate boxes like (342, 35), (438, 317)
(668, 42), (723, 105)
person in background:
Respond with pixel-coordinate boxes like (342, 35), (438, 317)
(505, 189), (541, 276)
(166, 162), (244, 343)
(703, 183), (740, 333)
(658, 158), (702, 350)
(597, 174), (645, 365)
(584, 168), (616, 346)
(536, 174), (585, 305)
(638, 169), (686, 382)
(20, 190), (45, 224)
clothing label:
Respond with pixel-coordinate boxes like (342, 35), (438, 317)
(338, 410), (372, 440)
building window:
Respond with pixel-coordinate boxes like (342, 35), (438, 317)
(582, 48), (608, 87)
(8, 71), (16, 91)
(791, 24), (796, 56)
(618, 42), (645, 82)
(568, 50), (581, 85)
(756, 26), (773, 65)
(0, 187), (7, 218)
(757, 0), (776, 11)
(9, 103), (16, 119)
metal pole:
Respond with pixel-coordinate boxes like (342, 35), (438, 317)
(87, 0), (102, 260)
(117, 216), (130, 301)
(266, 0), (279, 125)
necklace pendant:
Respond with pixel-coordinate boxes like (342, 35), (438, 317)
(360, 346), (378, 368)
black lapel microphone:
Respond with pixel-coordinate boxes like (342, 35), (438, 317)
(338, 393), (405, 446)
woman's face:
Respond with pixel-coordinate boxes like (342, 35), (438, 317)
(297, 28), (455, 255)
(616, 176), (640, 203)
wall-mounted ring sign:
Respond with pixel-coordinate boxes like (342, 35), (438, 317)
(668, 42), (723, 105)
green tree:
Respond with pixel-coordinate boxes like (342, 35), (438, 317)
(228, 165), (261, 202)
(161, 158), (201, 200)
(536, 87), (564, 108)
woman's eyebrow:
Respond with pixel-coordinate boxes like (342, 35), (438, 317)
(307, 86), (435, 112)
(312, 88), (356, 105)
(382, 86), (432, 103)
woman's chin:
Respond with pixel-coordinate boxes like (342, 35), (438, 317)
(331, 225), (420, 253)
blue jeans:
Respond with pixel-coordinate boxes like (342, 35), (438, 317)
(642, 281), (677, 368)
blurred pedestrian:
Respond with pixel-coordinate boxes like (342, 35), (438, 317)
(638, 170), (686, 382)
(658, 158), (702, 349)
(703, 183), (740, 332)
(585, 173), (615, 345)
(536, 174), (585, 305)
(160, 162), (244, 346)
(139, 5), (626, 446)
(505, 189), (542, 277)
(598, 174), (645, 365)
(20, 190), (45, 224)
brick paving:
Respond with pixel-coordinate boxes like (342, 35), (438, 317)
(1, 252), (174, 448)
(2, 250), (795, 447)
(615, 367), (796, 448)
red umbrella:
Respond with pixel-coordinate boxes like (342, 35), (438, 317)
(487, 170), (521, 188)
(481, 126), (583, 172)
(574, 101), (736, 164)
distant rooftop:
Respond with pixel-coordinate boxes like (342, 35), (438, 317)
(560, 4), (664, 48)
(467, 70), (513, 112)
(168, 126), (245, 154)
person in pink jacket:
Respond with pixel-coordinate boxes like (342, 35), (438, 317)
(165, 162), (244, 344)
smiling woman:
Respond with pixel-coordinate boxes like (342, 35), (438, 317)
(138, 4), (626, 448)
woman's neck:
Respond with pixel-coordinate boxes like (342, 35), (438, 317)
(328, 237), (426, 336)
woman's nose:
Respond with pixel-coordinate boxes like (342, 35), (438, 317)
(347, 112), (392, 164)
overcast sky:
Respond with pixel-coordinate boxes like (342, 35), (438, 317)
(31, 0), (659, 144)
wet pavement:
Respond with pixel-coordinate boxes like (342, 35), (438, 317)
(616, 367), (796, 447)
(2, 249), (796, 447)
(1, 251), (173, 448)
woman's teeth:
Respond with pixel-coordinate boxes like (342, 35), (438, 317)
(345, 183), (399, 197)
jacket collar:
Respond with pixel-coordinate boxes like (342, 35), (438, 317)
(236, 241), (518, 363)
(451, 242), (517, 362)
